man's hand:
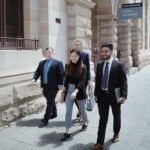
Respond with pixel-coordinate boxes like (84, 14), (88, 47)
(119, 97), (126, 104)
(94, 96), (98, 103)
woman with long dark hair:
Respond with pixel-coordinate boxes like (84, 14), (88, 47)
(61, 48), (88, 141)
(72, 39), (91, 122)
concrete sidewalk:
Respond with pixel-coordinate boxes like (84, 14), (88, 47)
(0, 65), (150, 150)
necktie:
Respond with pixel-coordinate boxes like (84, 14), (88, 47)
(102, 61), (109, 89)
(43, 60), (52, 84)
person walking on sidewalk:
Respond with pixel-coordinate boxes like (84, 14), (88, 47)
(72, 39), (91, 122)
(92, 44), (128, 150)
(32, 47), (64, 127)
(61, 48), (88, 141)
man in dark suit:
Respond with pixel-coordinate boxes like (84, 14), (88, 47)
(33, 47), (64, 127)
(92, 44), (128, 150)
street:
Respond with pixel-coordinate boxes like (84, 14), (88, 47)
(0, 65), (150, 150)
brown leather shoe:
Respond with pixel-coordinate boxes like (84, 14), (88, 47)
(111, 134), (119, 143)
(91, 143), (103, 150)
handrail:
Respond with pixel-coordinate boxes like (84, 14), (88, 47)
(0, 37), (39, 50)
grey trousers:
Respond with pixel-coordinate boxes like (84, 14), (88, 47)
(65, 84), (88, 129)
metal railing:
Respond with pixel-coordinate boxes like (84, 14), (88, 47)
(0, 37), (39, 50)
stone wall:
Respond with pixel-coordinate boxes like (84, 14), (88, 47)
(117, 20), (133, 73)
(0, 49), (42, 72)
(96, 15), (118, 58)
(24, 0), (39, 39)
(0, 81), (46, 127)
(138, 53), (150, 69)
(91, 3), (98, 49)
(131, 19), (142, 67)
(39, 0), (68, 63)
(66, 0), (95, 51)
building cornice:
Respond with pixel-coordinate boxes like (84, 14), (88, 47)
(66, 0), (95, 9)
(95, 14), (117, 20)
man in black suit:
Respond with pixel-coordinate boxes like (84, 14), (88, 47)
(33, 47), (64, 127)
(92, 44), (128, 150)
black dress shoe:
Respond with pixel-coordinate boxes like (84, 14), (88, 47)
(39, 119), (48, 127)
(81, 124), (87, 131)
(41, 118), (48, 123)
(61, 133), (70, 141)
(50, 114), (57, 119)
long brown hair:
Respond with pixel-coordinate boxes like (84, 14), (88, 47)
(67, 48), (84, 78)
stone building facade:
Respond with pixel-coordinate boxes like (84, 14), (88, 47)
(0, 0), (150, 126)
(92, 0), (150, 73)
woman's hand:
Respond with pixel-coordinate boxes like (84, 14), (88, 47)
(70, 89), (78, 100)
(70, 92), (76, 100)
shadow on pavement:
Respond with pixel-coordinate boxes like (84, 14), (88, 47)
(16, 118), (40, 127)
(16, 118), (65, 128)
(37, 131), (63, 147)
(104, 139), (113, 150)
(68, 142), (95, 150)
(68, 140), (113, 150)
(43, 120), (64, 128)
(37, 129), (81, 148)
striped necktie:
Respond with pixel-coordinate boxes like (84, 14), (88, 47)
(102, 61), (109, 89)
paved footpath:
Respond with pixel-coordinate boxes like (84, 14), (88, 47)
(1, 65), (150, 150)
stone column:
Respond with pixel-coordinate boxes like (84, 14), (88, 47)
(149, 0), (150, 52)
(142, 0), (146, 51)
(96, 15), (118, 57)
(145, 0), (149, 50)
(23, 0), (39, 39)
(147, 0), (150, 51)
(131, 19), (142, 67)
(38, 0), (49, 49)
(66, 0), (95, 51)
(91, 4), (98, 50)
(117, 20), (133, 74)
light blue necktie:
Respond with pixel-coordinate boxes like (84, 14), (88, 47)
(43, 60), (52, 84)
(102, 62), (109, 89)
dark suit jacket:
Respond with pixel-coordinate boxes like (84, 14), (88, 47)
(81, 52), (91, 82)
(33, 58), (64, 90)
(94, 59), (128, 102)
(64, 65), (87, 100)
